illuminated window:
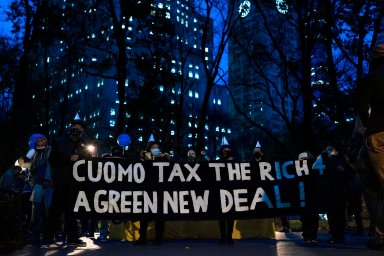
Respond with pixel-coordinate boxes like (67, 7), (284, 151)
(110, 109), (115, 116)
(189, 90), (193, 97)
(110, 120), (115, 127)
(159, 85), (164, 91)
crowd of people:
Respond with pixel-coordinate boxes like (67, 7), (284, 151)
(0, 45), (383, 251)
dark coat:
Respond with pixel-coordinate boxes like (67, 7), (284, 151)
(355, 59), (384, 136)
(50, 136), (89, 188)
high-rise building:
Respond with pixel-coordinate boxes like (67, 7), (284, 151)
(43, 0), (233, 157)
(228, 0), (301, 159)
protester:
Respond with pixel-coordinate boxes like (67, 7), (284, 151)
(43, 114), (91, 247)
(134, 134), (169, 246)
(217, 136), (235, 245)
(187, 149), (208, 163)
(187, 149), (197, 164)
(13, 156), (34, 235)
(0, 164), (23, 192)
(355, 43), (384, 250)
(298, 151), (319, 243)
(252, 141), (290, 233)
(27, 135), (53, 245)
(97, 146), (126, 241)
(321, 144), (355, 244)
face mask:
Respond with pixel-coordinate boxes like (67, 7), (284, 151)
(254, 152), (262, 159)
(151, 148), (161, 156)
(70, 128), (82, 140)
(36, 148), (44, 154)
(223, 151), (231, 159)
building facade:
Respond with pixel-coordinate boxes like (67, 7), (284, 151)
(42, 0), (233, 158)
(228, 0), (301, 160)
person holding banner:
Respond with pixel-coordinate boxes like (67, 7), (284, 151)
(187, 149), (197, 164)
(217, 137), (235, 245)
(298, 151), (319, 243)
(187, 149), (209, 163)
(322, 144), (355, 244)
(251, 141), (287, 232)
(134, 135), (169, 246)
(43, 114), (90, 247)
(97, 146), (125, 241)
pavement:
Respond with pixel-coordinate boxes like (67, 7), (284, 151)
(3, 230), (383, 256)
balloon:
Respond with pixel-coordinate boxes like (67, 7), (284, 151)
(117, 133), (131, 147)
(29, 133), (45, 149)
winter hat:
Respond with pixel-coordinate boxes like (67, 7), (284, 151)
(372, 44), (384, 59)
(28, 133), (46, 149)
